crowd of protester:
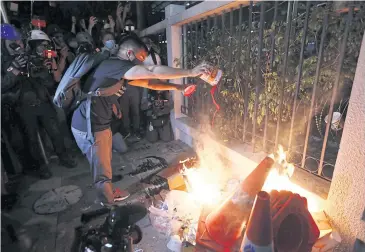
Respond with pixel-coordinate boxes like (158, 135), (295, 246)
(1, 2), (172, 182)
(2, 1), (210, 208)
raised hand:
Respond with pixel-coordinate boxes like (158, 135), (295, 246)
(189, 62), (211, 77)
(116, 2), (124, 17)
(88, 16), (97, 28)
(80, 19), (87, 30)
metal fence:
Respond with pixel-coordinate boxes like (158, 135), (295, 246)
(179, 1), (364, 181)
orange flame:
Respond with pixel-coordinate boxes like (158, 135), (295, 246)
(181, 145), (324, 212)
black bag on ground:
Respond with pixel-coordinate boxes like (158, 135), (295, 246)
(53, 51), (110, 111)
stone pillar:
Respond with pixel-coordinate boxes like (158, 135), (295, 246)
(136, 1), (145, 30)
(325, 33), (365, 251)
(165, 4), (186, 140)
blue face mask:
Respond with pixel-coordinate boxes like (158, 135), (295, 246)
(105, 40), (116, 50)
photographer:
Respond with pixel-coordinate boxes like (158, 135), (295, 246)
(143, 90), (173, 143)
(47, 24), (76, 71)
(2, 29), (77, 179)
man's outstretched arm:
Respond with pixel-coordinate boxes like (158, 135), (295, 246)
(124, 62), (209, 80)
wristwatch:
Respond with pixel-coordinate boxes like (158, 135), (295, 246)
(7, 66), (14, 72)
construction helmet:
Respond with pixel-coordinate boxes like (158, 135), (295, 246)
(29, 30), (51, 42)
(0, 24), (21, 40)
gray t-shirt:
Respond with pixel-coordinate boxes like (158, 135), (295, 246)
(72, 58), (135, 132)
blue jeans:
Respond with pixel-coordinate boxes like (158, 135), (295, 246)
(71, 127), (114, 204)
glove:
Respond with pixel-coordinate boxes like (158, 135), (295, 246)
(11, 55), (27, 70)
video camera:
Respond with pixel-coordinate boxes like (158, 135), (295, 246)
(9, 42), (57, 76)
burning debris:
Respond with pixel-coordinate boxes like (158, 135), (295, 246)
(144, 145), (337, 252)
(128, 156), (168, 177)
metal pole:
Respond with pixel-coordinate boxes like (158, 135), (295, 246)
(243, 1), (253, 143)
(37, 131), (49, 166)
(252, 2), (265, 151)
(301, 6), (329, 169)
(264, 1), (279, 151)
(288, 1), (311, 149)
(235, 5), (243, 139)
(0, 0), (10, 23)
(275, 1), (293, 150)
(318, 6), (354, 176)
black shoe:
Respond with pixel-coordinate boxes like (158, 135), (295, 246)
(135, 133), (142, 140)
(59, 154), (77, 168)
(112, 174), (123, 183)
(39, 165), (52, 180)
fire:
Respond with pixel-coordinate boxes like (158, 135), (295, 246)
(262, 169), (323, 212)
(262, 145), (323, 212)
(181, 145), (324, 212)
(181, 164), (223, 206)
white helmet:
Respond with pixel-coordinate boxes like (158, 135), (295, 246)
(29, 30), (51, 42)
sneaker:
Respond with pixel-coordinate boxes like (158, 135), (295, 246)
(134, 132), (142, 140)
(39, 165), (52, 180)
(99, 189), (130, 208)
(59, 154), (77, 168)
(113, 188), (130, 202)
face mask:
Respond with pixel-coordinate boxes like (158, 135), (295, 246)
(128, 51), (142, 65)
(105, 40), (116, 50)
(36, 44), (46, 56)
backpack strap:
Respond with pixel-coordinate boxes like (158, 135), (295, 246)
(150, 50), (158, 65)
(85, 80), (125, 141)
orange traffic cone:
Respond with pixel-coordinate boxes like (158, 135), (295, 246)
(204, 156), (275, 248)
(240, 191), (273, 252)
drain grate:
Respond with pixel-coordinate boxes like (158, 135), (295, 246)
(33, 185), (83, 215)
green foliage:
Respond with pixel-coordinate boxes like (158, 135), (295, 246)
(175, 2), (365, 140)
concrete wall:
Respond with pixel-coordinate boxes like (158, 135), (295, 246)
(325, 33), (365, 251)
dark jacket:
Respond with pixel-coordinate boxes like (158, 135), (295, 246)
(1, 57), (55, 106)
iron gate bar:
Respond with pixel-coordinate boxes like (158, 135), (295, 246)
(182, 24), (187, 110)
(235, 5), (243, 139)
(290, 0), (299, 42)
(301, 6), (329, 169)
(252, 2), (265, 150)
(228, 8), (235, 137)
(274, 1), (293, 150)
(218, 10), (226, 94)
(201, 19), (205, 114)
(288, 1), (311, 150)
(205, 16), (211, 116)
(188, 23), (193, 117)
(264, 0), (279, 151)
(228, 8), (234, 66)
(194, 21), (199, 113)
(318, 5), (354, 176)
(243, 1), (253, 143)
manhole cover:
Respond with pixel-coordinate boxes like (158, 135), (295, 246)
(33, 185), (83, 214)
